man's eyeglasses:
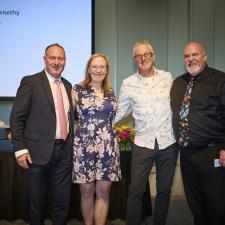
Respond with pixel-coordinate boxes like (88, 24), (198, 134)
(134, 52), (153, 61)
(90, 65), (107, 71)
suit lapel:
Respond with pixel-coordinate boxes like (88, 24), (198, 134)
(40, 71), (56, 115)
(61, 78), (73, 110)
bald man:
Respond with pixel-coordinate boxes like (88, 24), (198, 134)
(171, 42), (225, 225)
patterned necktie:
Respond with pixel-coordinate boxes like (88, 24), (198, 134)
(55, 80), (68, 140)
(178, 77), (194, 147)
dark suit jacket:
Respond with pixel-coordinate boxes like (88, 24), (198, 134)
(10, 70), (74, 165)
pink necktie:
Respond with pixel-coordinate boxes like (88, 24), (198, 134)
(55, 80), (68, 140)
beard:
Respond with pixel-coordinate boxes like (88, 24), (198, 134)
(186, 63), (202, 76)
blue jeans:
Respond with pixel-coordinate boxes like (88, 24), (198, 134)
(126, 142), (178, 225)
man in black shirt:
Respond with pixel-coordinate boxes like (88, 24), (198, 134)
(171, 42), (225, 225)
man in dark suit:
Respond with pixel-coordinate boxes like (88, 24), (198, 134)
(10, 43), (74, 225)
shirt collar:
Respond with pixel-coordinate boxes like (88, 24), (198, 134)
(184, 64), (209, 82)
(45, 69), (62, 84)
(136, 67), (158, 79)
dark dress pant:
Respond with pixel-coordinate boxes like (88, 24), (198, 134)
(27, 139), (72, 225)
(180, 144), (225, 225)
(126, 142), (178, 225)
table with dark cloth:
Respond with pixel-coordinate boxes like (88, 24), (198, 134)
(0, 149), (152, 221)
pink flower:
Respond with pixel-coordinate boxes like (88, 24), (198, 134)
(115, 126), (135, 150)
(119, 130), (130, 139)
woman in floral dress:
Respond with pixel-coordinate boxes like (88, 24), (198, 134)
(72, 53), (121, 225)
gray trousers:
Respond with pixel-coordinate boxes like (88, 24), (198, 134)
(126, 142), (178, 225)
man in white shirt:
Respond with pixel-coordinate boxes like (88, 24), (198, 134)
(114, 41), (178, 225)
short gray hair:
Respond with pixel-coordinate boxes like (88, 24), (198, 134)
(133, 40), (154, 57)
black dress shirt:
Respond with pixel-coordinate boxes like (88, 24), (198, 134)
(170, 65), (225, 149)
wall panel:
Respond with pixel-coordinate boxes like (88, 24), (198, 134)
(190, 0), (215, 67)
(215, 0), (225, 71)
(116, 0), (169, 89)
(168, 0), (189, 77)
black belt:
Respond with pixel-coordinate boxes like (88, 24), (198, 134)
(180, 141), (223, 150)
(54, 139), (64, 145)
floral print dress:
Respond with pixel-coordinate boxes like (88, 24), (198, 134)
(72, 84), (121, 183)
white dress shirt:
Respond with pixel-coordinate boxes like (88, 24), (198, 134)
(114, 68), (175, 149)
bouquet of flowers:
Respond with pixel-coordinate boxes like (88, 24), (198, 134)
(115, 125), (135, 151)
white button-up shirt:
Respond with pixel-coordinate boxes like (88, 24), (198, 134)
(114, 68), (175, 149)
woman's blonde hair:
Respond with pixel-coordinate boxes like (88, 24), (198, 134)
(80, 53), (112, 93)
